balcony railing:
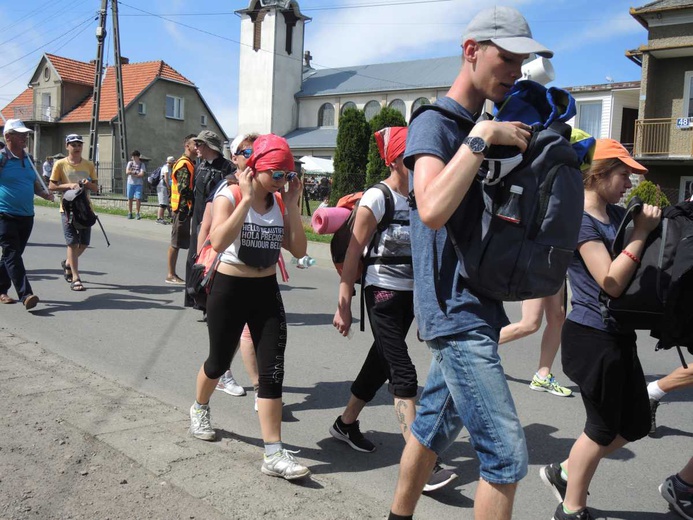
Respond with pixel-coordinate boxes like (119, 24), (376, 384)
(6, 104), (60, 123)
(634, 118), (693, 157)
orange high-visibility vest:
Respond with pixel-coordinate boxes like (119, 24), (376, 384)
(171, 155), (195, 211)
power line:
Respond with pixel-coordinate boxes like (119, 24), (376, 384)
(117, 1), (433, 91)
(0, 0), (91, 47)
(0, 13), (96, 71)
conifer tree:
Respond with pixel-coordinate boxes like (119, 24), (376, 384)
(365, 107), (407, 186)
(331, 107), (370, 204)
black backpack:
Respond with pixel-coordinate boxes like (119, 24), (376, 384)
(148, 166), (162, 187)
(600, 197), (693, 359)
(410, 104), (584, 302)
(62, 188), (97, 229)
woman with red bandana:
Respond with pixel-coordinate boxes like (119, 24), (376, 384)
(330, 127), (457, 491)
(188, 134), (310, 480)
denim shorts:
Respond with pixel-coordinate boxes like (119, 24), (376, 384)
(61, 212), (91, 246)
(411, 326), (528, 484)
(127, 184), (142, 200)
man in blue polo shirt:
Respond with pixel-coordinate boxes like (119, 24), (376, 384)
(0, 119), (54, 309)
(387, 6), (552, 520)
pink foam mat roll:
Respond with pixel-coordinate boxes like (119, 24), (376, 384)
(311, 207), (351, 234)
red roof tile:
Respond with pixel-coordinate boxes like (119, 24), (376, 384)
(45, 53), (95, 86)
(1, 87), (34, 121)
(60, 60), (195, 123)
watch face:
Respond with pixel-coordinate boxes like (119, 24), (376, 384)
(466, 136), (486, 154)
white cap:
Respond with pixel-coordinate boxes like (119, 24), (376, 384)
(229, 134), (247, 155)
(3, 118), (32, 136)
(166, 156), (175, 162)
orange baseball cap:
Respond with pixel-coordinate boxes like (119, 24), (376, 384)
(593, 138), (647, 174)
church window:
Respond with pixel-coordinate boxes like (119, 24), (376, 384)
(388, 99), (406, 118)
(412, 97), (430, 113)
(341, 101), (356, 114)
(318, 103), (335, 127)
(364, 100), (381, 122)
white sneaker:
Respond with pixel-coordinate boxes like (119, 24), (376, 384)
(261, 449), (311, 480)
(189, 404), (215, 441)
(216, 371), (246, 396)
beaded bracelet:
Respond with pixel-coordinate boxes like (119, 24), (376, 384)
(621, 249), (641, 264)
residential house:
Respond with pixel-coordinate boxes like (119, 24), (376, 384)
(1, 53), (227, 194)
(628, 0), (693, 202)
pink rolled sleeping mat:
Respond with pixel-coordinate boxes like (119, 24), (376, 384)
(311, 207), (351, 234)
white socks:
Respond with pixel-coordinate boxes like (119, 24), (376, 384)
(647, 381), (666, 401)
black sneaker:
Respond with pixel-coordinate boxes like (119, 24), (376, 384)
(649, 398), (660, 436)
(660, 474), (693, 520)
(423, 461), (457, 492)
(329, 417), (375, 453)
(541, 463), (567, 502)
(552, 503), (594, 520)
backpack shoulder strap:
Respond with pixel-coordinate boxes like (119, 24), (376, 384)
(274, 192), (286, 218)
(409, 102), (476, 131)
(0, 150), (8, 175)
(372, 182), (394, 232)
(612, 196), (644, 256)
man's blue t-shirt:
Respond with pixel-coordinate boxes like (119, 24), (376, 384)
(403, 97), (508, 341)
(0, 152), (36, 217)
(567, 204), (627, 333)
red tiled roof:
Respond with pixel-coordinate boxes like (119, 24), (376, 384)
(1, 87), (34, 121)
(60, 60), (195, 123)
(45, 53), (95, 86)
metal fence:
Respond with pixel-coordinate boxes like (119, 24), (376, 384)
(94, 161), (159, 197)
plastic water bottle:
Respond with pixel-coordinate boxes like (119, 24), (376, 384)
(496, 185), (523, 224)
(291, 255), (316, 269)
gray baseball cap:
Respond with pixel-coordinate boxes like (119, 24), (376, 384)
(193, 130), (222, 153)
(463, 6), (553, 58)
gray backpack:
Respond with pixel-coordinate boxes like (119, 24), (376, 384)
(411, 104), (584, 302)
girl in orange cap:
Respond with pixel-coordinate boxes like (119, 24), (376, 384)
(540, 139), (661, 520)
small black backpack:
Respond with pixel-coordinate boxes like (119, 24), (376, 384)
(148, 166), (162, 188)
(600, 197), (693, 358)
(62, 188), (97, 229)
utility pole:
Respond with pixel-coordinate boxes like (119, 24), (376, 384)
(87, 0), (108, 163)
(87, 0), (128, 194)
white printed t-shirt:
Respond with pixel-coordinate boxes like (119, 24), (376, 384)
(359, 183), (413, 291)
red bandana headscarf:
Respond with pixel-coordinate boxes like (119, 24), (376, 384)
(247, 134), (295, 172)
(374, 126), (407, 166)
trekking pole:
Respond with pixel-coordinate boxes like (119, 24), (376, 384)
(95, 216), (111, 247)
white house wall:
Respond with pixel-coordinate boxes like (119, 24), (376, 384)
(610, 89), (640, 142)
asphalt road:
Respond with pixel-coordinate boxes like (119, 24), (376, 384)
(1, 205), (691, 519)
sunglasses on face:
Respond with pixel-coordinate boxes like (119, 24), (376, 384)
(270, 170), (297, 181)
(234, 148), (252, 159)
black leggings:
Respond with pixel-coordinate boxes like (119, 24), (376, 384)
(205, 273), (286, 399)
(351, 286), (417, 401)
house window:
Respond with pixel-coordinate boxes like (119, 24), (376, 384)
(684, 71), (693, 118)
(138, 102), (146, 115)
(318, 103), (335, 127)
(388, 99), (406, 118)
(364, 100), (381, 122)
(201, 114), (208, 126)
(412, 97), (430, 113)
(577, 101), (602, 138)
(43, 67), (50, 81)
(680, 176), (693, 202)
(341, 101), (356, 114)
(165, 95), (184, 120)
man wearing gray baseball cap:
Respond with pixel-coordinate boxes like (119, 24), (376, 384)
(387, 6), (552, 520)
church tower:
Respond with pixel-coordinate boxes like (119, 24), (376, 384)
(236, 0), (310, 137)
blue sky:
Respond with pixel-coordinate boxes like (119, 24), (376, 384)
(0, 0), (649, 136)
